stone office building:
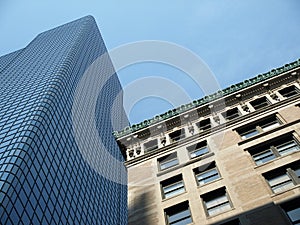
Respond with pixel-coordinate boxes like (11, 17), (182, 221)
(114, 59), (300, 225)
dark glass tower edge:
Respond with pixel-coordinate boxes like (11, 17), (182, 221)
(0, 16), (128, 224)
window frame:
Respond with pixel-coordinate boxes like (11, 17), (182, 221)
(278, 85), (300, 98)
(161, 174), (185, 199)
(169, 128), (186, 143)
(158, 152), (179, 171)
(263, 161), (300, 194)
(164, 201), (193, 225)
(144, 139), (158, 153)
(237, 115), (282, 140)
(250, 96), (270, 110)
(187, 140), (209, 159)
(222, 107), (241, 121)
(201, 187), (233, 217)
(248, 134), (300, 166)
(194, 162), (221, 186)
(196, 118), (211, 131)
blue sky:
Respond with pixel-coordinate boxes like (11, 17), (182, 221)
(1, 0), (300, 124)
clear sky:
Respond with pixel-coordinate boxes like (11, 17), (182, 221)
(1, 0), (300, 124)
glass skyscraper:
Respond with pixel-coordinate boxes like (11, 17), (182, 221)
(0, 16), (128, 224)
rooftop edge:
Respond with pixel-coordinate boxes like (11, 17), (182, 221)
(113, 58), (300, 139)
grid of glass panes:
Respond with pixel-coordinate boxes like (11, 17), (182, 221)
(0, 16), (128, 225)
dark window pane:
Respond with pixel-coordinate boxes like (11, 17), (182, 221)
(160, 159), (178, 170)
(165, 202), (192, 225)
(253, 149), (276, 165)
(276, 140), (300, 156)
(250, 97), (269, 110)
(163, 181), (185, 199)
(279, 86), (299, 98)
(190, 147), (209, 158)
(240, 129), (259, 139)
(197, 168), (220, 185)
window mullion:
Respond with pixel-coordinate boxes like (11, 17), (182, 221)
(288, 168), (300, 185)
(271, 146), (281, 157)
(256, 125), (263, 133)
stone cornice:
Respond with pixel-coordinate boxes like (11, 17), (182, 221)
(114, 58), (300, 139)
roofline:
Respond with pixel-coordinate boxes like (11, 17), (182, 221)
(113, 58), (300, 138)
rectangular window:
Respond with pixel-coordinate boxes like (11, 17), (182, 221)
(281, 197), (300, 225)
(161, 174), (185, 199)
(196, 118), (211, 131)
(250, 96), (270, 110)
(240, 128), (260, 139)
(248, 134), (300, 165)
(263, 161), (300, 193)
(266, 172), (294, 193)
(201, 187), (232, 217)
(144, 139), (158, 153)
(165, 201), (192, 225)
(276, 140), (300, 156)
(187, 141), (209, 159)
(194, 162), (220, 186)
(252, 149), (276, 165)
(279, 85), (299, 98)
(158, 152), (178, 171)
(237, 115), (281, 139)
(222, 108), (240, 121)
(169, 128), (185, 143)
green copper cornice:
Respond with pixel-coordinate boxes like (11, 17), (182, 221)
(113, 58), (300, 138)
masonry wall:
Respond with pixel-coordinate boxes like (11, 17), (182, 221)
(126, 82), (300, 225)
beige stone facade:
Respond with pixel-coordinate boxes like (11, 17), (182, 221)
(115, 61), (300, 225)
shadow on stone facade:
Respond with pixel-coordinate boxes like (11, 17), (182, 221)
(128, 187), (159, 225)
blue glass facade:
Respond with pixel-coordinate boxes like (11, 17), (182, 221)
(0, 16), (128, 224)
